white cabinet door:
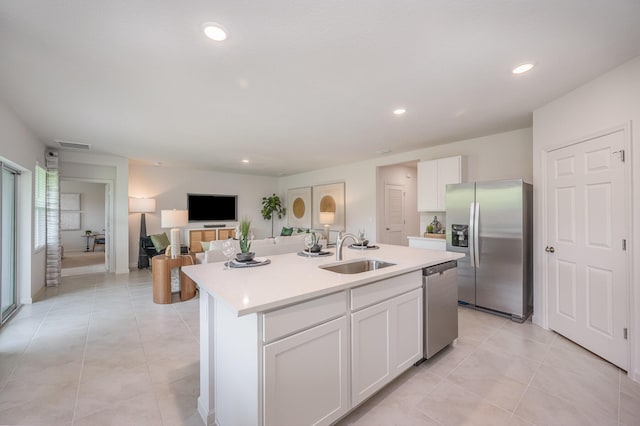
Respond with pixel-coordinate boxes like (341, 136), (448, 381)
(417, 160), (438, 211)
(417, 156), (461, 211)
(351, 288), (423, 406)
(264, 317), (349, 426)
(408, 238), (446, 251)
(437, 156), (462, 210)
(351, 301), (391, 406)
(391, 288), (423, 374)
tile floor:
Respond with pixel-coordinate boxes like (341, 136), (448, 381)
(0, 269), (639, 425)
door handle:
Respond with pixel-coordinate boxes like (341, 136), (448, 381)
(545, 246), (555, 253)
(386, 228), (390, 231)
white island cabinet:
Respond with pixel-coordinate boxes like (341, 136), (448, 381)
(183, 244), (464, 426)
(351, 272), (423, 405)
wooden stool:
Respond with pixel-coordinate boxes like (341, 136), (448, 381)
(152, 254), (197, 304)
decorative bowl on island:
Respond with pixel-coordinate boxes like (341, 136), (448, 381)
(236, 252), (256, 262)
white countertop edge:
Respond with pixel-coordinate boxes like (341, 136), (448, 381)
(183, 244), (464, 317)
(407, 236), (447, 242)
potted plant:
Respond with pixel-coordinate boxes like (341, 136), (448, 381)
(236, 218), (254, 261)
(309, 232), (322, 253)
(261, 194), (286, 238)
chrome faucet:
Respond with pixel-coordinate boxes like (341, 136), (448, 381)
(336, 233), (361, 261)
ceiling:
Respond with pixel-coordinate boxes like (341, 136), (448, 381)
(1, 1), (640, 176)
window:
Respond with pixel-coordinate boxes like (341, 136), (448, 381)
(34, 165), (46, 251)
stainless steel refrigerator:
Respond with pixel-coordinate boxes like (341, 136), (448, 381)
(446, 179), (533, 321)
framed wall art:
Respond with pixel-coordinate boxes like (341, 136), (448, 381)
(60, 193), (80, 211)
(312, 182), (345, 231)
(287, 186), (312, 229)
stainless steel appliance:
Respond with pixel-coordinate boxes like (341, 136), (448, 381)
(446, 179), (532, 321)
(423, 260), (458, 359)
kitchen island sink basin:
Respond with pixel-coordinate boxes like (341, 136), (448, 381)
(319, 259), (396, 274)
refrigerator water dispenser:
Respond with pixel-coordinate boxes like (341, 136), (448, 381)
(451, 224), (468, 247)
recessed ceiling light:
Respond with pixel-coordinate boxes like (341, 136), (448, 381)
(203, 23), (227, 41)
(512, 63), (535, 74)
(241, 159), (249, 163)
(393, 108), (406, 115)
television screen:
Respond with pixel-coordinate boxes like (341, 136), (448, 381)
(187, 194), (237, 222)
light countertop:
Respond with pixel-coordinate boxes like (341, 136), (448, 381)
(407, 236), (446, 241)
(183, 244), (464, 316)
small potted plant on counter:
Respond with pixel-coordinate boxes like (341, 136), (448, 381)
(236, 218), (255, 262)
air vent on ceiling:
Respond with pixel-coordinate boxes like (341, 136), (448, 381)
(56, 140), (92, 150)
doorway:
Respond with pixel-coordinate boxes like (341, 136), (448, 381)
(376, 162), (419, 246)
(545, 128), (629, 370)
(60, 179), (109, 276)
(1, 163), (18, 325)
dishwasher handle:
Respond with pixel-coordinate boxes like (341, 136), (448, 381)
(423, 260), (457, 276)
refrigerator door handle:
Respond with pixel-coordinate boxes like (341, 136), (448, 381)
(469, 203), (476, 267)
(474, 202), (480, 266)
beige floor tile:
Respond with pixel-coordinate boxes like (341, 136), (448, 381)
(9, 358), (82, 385)
(500, 318), (556, 345)
(481, 328), (550, 362)
(2, 271), (638, 426)
(620, 373), (640, 425)
(446, 347), (535, 411)
(458, 307), (506, 342)
(531, 350), (619, 420)
(73, 392), (164, 426)
(339, 403), (441, 425)
(83, 343), (147, 369)
(75, 363), (155, 419)
(515, 386), (617, 426)
(0, 379), (77, 424)
(416, 379), (513, 426)
(420, 336), (479, 378)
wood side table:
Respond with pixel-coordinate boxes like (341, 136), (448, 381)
(151, 254), (197, 304)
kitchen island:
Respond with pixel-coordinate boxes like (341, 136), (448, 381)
(183, 244), (463, 426)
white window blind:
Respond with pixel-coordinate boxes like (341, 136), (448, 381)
(34, 165), (46, 250)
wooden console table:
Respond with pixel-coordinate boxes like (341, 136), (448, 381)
(188, 227), (236, 253)
(151, 254), (197, 304)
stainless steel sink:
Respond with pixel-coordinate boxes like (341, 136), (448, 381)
(319, 259), (396, 274)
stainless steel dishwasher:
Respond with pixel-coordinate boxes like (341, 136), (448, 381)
(423, 260), (458, 359)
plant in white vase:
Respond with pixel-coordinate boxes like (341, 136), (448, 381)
(237, 218), (254, 261)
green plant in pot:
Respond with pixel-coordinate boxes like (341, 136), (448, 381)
(261, 194), (286, 238)
(237, 218), (254, 262)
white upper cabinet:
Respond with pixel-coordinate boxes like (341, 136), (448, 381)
(417, 155), (462, 211)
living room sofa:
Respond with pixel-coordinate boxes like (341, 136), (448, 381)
(195, 233), (326, 264)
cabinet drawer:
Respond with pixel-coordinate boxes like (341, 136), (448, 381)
(263, 291), (347, 342)
(351, 271), (421, 311)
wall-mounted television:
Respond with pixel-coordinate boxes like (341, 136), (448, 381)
(187, 193), (238, 222)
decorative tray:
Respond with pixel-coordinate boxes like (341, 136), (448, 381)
(297, 250), (333, 257)
(348, 244), (380, 250)
(225, 257), (271, 268)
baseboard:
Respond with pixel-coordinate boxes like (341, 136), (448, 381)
(22, 285), (46, 304)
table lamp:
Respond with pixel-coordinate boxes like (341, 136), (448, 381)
(161, 209), (189, 259)
(129, 197), (156, 268)
(319, 211), (335, 243)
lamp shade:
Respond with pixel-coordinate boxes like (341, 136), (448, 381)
(129, 198), (156, 213)
(161, 209), (188, 228)
(319, 211), (335, 225)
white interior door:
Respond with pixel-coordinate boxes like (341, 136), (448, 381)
(384, 184), (404, 245)
(546, 129), (628, 369)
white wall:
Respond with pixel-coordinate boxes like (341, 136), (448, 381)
(128, 165), (279, 267)
(376, 163), (419, 244)
(60, 180), (106, 251)
(0, 99), (46, 302)
(59, 152), (129, 274)
(278, 128), (533, 243)
(533, 55), (640, 381)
